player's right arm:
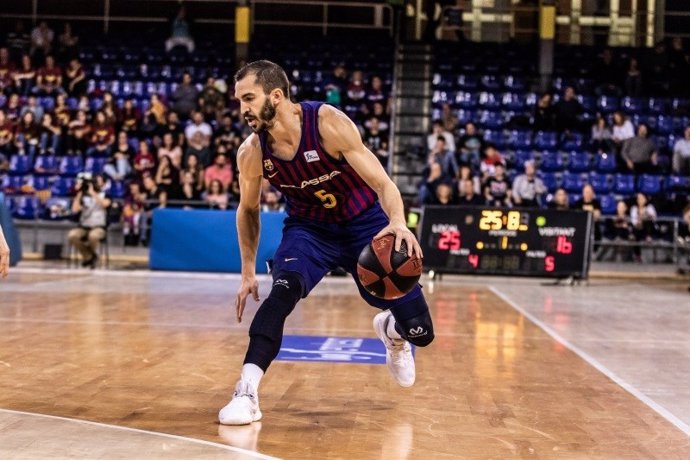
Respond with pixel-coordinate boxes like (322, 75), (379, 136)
(235, 134), (263, 323)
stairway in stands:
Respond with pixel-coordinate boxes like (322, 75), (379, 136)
(390, 43), (433, 202)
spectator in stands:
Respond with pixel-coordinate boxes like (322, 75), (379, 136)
(200, 76), (225, 119)
(0, 151), (8, 173)
(155, 155), (180, 199)
(160, 111), (185, 148)
(553, 87), (584, 133)
(57, 23), (79, 61)
(14, 111), (40, 163)
(30, 21), (54, 59)
(672, 125), (690, 176)
(6, 21), (30, 61)
(0, 110), (14, 157)
(591, 48), (622, 96)
(427, 119), (456, 152)
(39, 112), (61, 155)
(4, 94), (20, 123)
(158, 132), (183, 168)
(180, 170), (202, 202)
(457, 179), (485, 206)
(483, 163), (512, 207)
(0, 48), (14, 95)
(204, 151), (233, 192)
(171, 72), (198, 119)
(204, 179), (229, 210)
(19, 95), (44, 121)
(573, 184), (602, 244)
(122, 182), (145, 246)
(366, 75), (387, 107)
(119, 99), (140, 134)
(532, 93), (555, 132)
(599, 200), (633, 262)
(455, 164), (481, 198)
(53, 93), (71, 133)
(34, 55), (63, 96)
(87, 111), (115, 157)
(347, 70), (367, 104)
(261, 188), (285, 212)
(214, 113), (241, 153)
(439, 103), (458, 134)
(591, 115), (613, 153)
(428, 136), (457, 178)
(133, 140), (156, 180)
(432, 182), (458, 205)
(324, 63), (348, 106)
(166, 5), (195, 53)
(624, 57), (643, 97)
(479, 144), (504, 180)
(185, 131), (212, 168)
(12, 54), (36, 97)
(101, 92), (119, 126)
(363, 117), (389, 167)
(185, 110), (212, 147)
(621, 123), (657, 174)
(419, 162), (450, 205)
(457, 122), (483, 168)
(66, 109), (90, 156)
(64, 58), (86, 97)
(512, 160), (546, 208)
(68, 175), (112, 268)
(631, 193), (658, 261)
(104, 131), (134, 181)
(182, 153), (204, 194)
(612, 111), (635, 160)
(147, 94), (167, 125)
(547, 188), (570, 210)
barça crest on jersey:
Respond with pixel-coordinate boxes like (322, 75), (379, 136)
(263, 159), (274, 171)
(304, 150), (320, 162)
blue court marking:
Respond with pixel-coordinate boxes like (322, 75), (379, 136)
(276, 335), (414, 365)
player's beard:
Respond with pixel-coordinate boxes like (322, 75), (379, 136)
(247, 98), (277, 133)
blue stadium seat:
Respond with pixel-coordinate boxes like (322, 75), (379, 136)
(9, 155), (32, 175)
(540, 172), (560, 193)
(432, 90), (452, 105)
(597, 95), (620, 113)
(568, 151), (591, 172)
(533, 131), (558, 150)
(456, 92), (479, 109)
(637, 174), (663, 195)
(28, 175), (50, 191)
(501, 93), (526, 111)
(621, 97), (643, 114)
(12, 196), (40, 219)
(503, 75), (525, 91)
(456, 109), (477, 125)
(513, 150), (534, 170)
(59, 156), (84, 176)
(647, 98), (668, 115)
(614, 174), (636, 194)
(561, 133), (584, 150)
(599, 194), (617, 215)
(562, 172), (585, 193)
(578, 95), (596, 113)
(589, 173), (612, 194)
(478, 110), (503, 129)
(667, 175), (690, 191)
(2, 175), (26, 194)
(539, 151), (564, 172)
(51, 176), (76, 196)
(478, 92), (501, 109)
(84, 157), (107, 174)
(655, 115), (674, 135)
(480, 75), (501, 91)
(108, 180), (126, 199)
(595, 153), (617, 172)
(34, 155), (59, 175)
(507, 130), (532, 149)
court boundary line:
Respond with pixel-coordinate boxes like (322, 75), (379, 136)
(489, 285), (690, 437)
(0, 408), (279, 460)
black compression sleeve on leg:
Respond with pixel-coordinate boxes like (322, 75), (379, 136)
(243, 272), (304, 372)
(391, 296), (435, 347)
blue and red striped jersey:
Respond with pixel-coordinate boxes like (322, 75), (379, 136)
(258, 101), (378, 223)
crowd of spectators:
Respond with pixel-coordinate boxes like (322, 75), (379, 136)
(0, 20), (392, 247)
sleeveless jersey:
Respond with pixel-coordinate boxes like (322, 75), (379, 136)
(258, 101), (378, 223)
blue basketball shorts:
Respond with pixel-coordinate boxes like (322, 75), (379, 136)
(270, 202), (423, 309)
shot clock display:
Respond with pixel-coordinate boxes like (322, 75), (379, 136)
(419, 206), (593, 278)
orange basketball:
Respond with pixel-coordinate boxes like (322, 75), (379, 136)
(356, 234), (422, 300)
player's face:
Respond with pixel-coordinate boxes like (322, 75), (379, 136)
(235, 77), (277, 133)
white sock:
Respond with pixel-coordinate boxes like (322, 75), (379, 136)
(240, 363), (264, 391)
(386, 316), (403, 340)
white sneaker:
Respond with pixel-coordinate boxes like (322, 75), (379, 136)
(218, 380), (263, 425)
(373, 310), (416, 387)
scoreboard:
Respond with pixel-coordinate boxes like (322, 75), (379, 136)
(419, 206), (593, 278)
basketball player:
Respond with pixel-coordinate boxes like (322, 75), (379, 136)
(219, 61), (435, 425)
(0, 224), (9, 278)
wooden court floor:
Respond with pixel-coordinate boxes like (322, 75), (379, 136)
(0, 270), (689, 459)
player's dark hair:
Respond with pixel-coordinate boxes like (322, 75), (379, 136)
(234, 60), (289, 99)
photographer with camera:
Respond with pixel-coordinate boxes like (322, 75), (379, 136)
(67, 173), (112, 268)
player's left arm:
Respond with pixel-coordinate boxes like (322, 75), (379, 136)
(319, 105), (422, 258)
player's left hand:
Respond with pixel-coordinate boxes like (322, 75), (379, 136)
(0, 241), (9, 279)
(374, 221), (423, 259)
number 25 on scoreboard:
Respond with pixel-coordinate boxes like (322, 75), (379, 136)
(438, 230), (461, 250)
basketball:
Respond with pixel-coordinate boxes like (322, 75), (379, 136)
(357, 234), (423, 300)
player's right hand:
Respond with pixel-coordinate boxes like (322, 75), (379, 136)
(235, 276), (259, 323)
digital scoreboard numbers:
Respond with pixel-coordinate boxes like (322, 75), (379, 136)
(420, 206), (593, 278)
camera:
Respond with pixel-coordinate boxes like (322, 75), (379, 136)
(76, 172), (94, 193)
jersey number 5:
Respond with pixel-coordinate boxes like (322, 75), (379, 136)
(314, 189), (337, 209)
